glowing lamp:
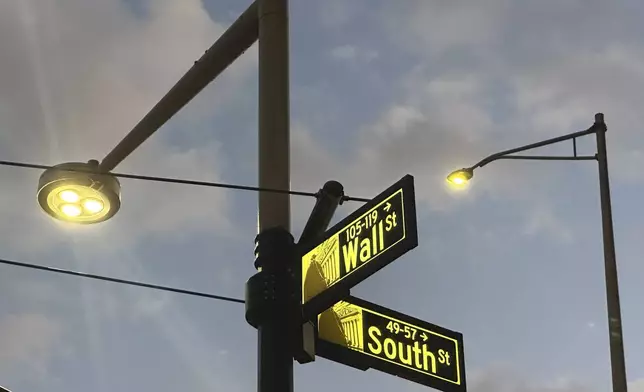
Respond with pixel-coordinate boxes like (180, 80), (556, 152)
(446, 168), (473, 187)
(37, 161), (121, 224)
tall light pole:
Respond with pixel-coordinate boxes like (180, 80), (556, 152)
(447, 113), (627, 392)
(255, 1), (294, 392)
(258, 0), (290, 233)
(36, 0), (295, 390)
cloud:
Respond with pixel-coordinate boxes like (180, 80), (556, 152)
(511, 44), (644, 181)
(381, 0), (510, 55)
(291, 71), (559, 215)
(631, 379), (644, 392)
(521, 204), (573, 243)
(292, 0), (644, 248)
(0, 313), (62, 378)
(330, 44), (378, 64)
(290, 123), (341, 234)
(0, 0), (256, 258)
(378, 2), (644, 175)
(316, 0), (361, 28)
(464, 365), (595, 392)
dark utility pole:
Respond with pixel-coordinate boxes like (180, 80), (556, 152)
(595, 114), (628, 392)
(251, 0), (293, 392)
(246, 228), (297, 392)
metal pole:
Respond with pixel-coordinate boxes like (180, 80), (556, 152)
(595, 113), (628, 392)
(293, 180), (344, 364)
(99, 1), (259, 172)
(256, 0), (292, 391)
(257, 0), (290, 232)
(298, 181), (344, 244)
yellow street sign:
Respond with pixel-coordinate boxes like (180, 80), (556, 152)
(316, 296), (466, 392)
(301, 175), (417, 317)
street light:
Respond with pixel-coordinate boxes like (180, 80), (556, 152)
(446, 168), (473, 187)
(30, 1), (291, 391)
(447, 113), (628, 392)
(37, 160), (121, 224)
(27, 1), (290, 390)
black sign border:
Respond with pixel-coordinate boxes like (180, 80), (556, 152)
(300, 174), (418, 319)
(316, 295), (467, 392)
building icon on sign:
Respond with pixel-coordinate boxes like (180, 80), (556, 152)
(316, 236), (340, 285)
(302, 235), (341, 303)
(333, 301), (364, 351)
(318, 301), (364, 351)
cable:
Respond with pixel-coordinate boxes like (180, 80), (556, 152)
(0, 159), (371, 203)
(0, 160), (49, 170)
(110, 171), (317, 198)
(0, 257), (245, 304)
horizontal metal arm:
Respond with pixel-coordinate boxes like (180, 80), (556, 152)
(495, 155), (597, 162)
(99, 1), (259, 172)
(472, 125), (597, 169)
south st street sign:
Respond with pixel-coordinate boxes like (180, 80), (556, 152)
(316, 296), (466, 392)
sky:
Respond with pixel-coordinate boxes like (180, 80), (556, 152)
(0, 0), (643, 391)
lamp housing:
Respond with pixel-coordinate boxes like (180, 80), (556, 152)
(446, 168), (474, 186)
(37, 161), (121, 224)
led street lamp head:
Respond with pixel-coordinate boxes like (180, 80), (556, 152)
(37, 161), (121, 224)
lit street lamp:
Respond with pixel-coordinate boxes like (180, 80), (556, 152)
(37, 160), (121, 224)
(445, 168), (473, 187)
(35, 1), (260, 226)
(447, 113), (628, 392)
(38, 161), (121, 224)
(31, 1), (294, 391)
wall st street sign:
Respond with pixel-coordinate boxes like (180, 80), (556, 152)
(316, 296), (466, 392)
(296, 174), (466, 390)
(300, 175), (418, 317)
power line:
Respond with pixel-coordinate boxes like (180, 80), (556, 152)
(0, 158), (372, 302)
(0, 257), (245, 304)
(0, 159), (371, 203)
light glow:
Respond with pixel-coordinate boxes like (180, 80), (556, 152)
(58, 190), (80, 203)
(446, 169), (473, 189)
(61, 203), (82, 217)
(83, 198), (104, 214)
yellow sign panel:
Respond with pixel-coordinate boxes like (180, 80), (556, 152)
(317, 298), (464, 388)
(302, 188), (409, 307)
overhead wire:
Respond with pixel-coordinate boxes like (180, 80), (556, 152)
(0, 159), (371, 203)
(0, 158), (372, 302)
(0, 257), (245, 304)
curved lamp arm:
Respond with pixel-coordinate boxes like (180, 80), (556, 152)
(447, 114), (605, 186)
(470, 124), (599, 170)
